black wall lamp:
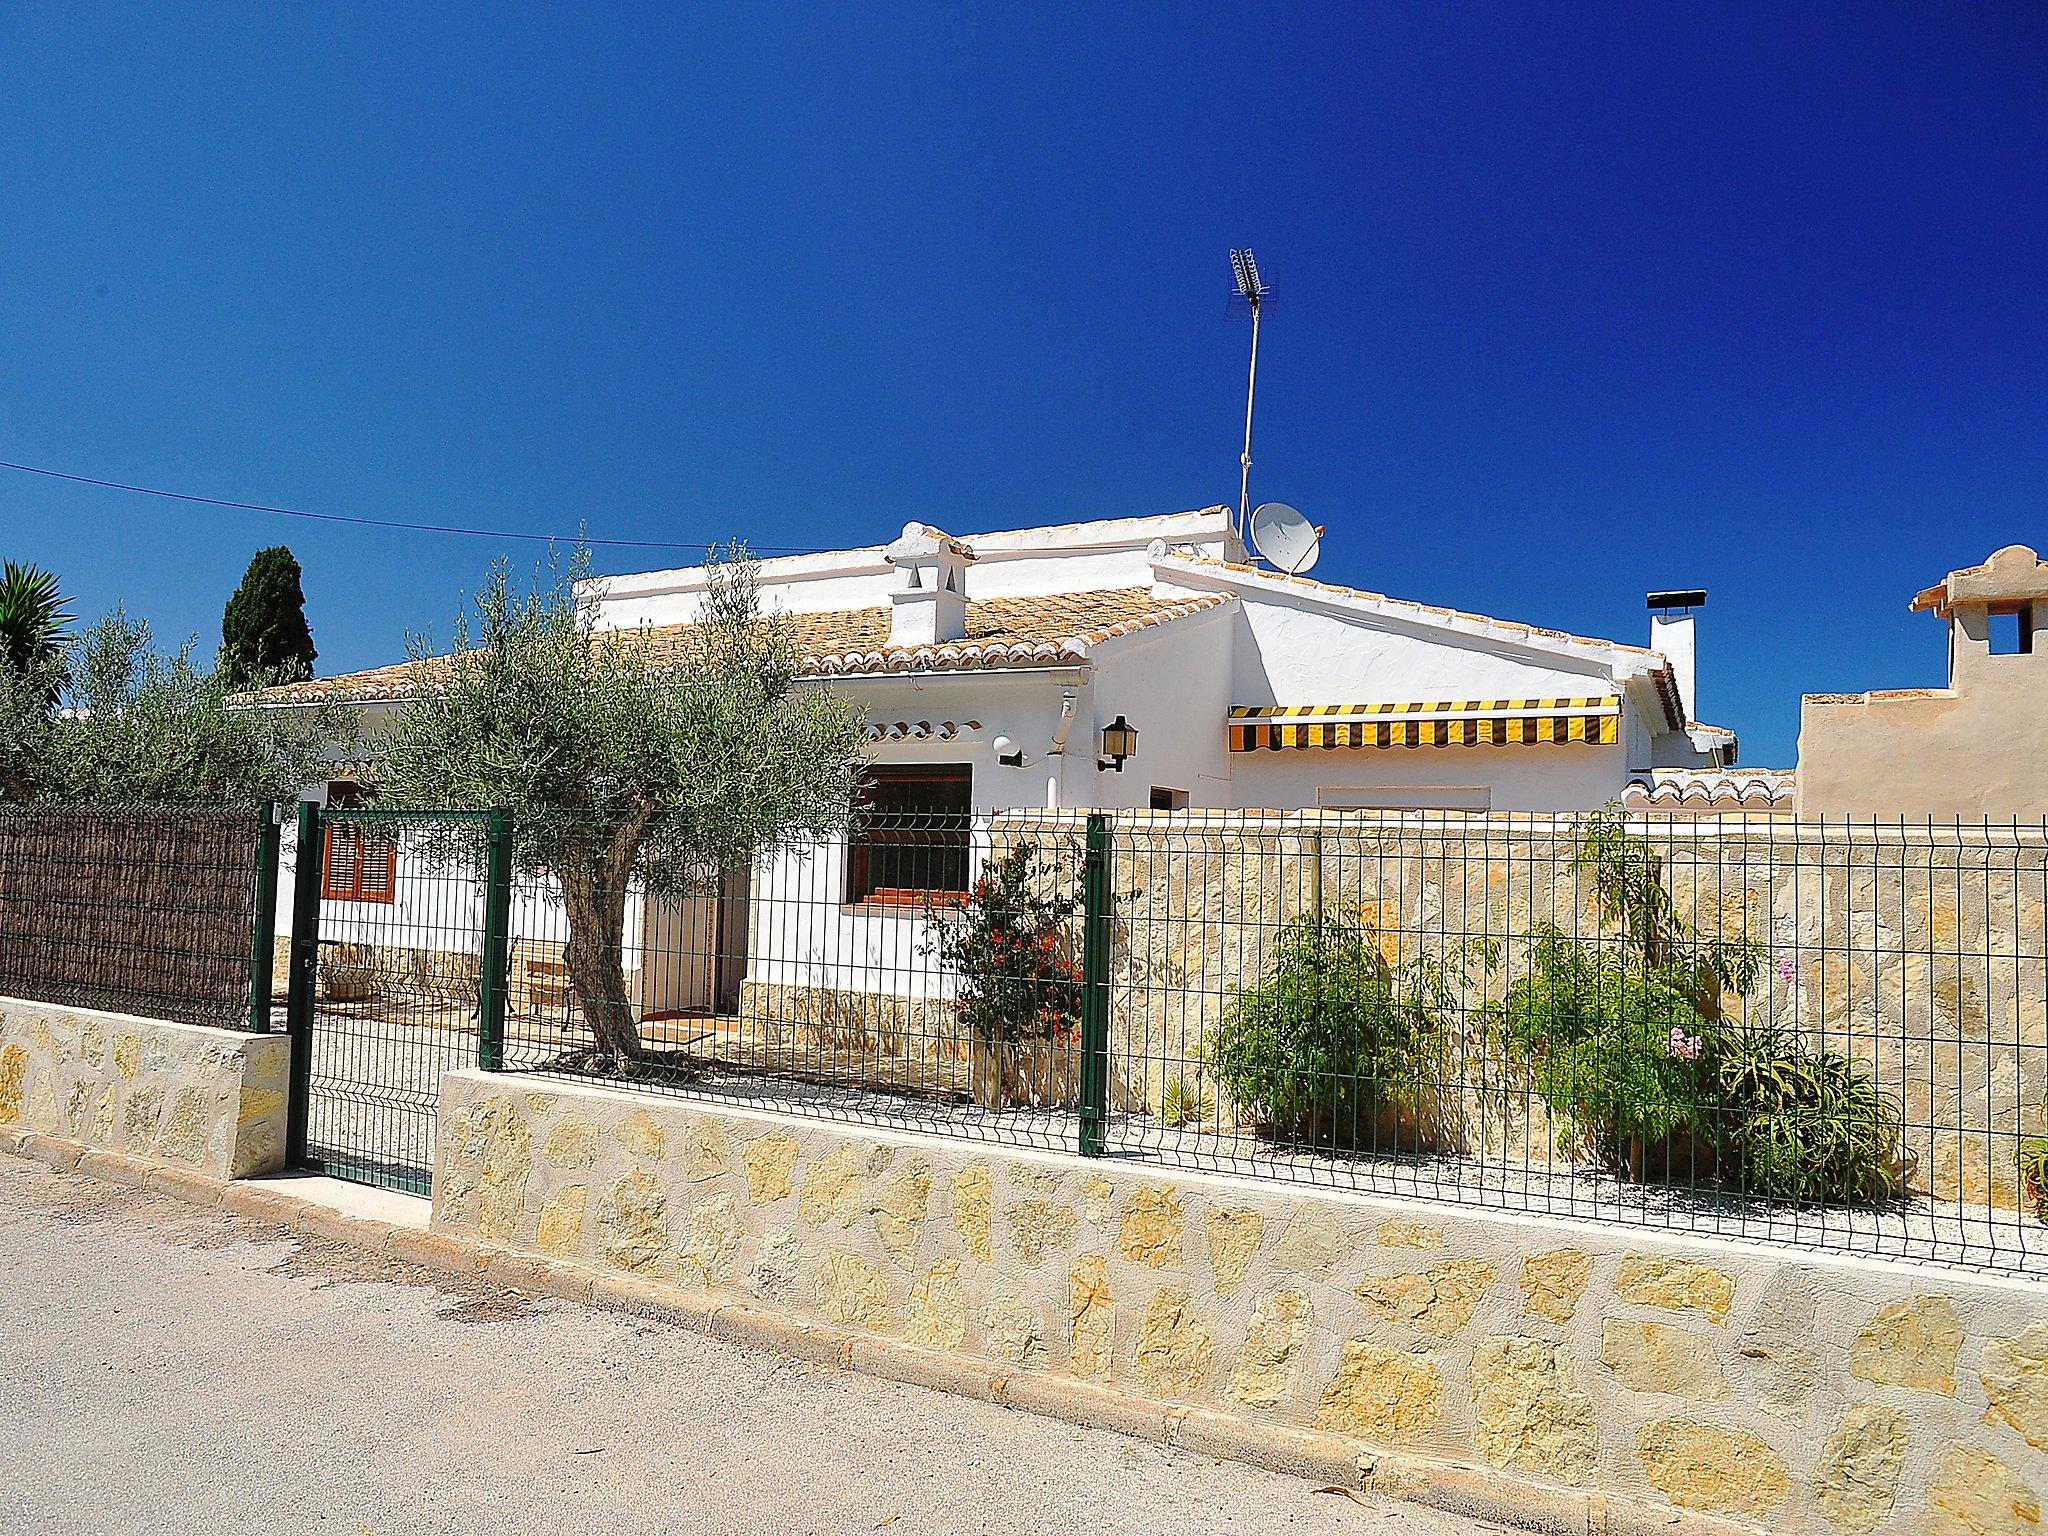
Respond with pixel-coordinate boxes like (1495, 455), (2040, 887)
(1097, 714), (1138, 773)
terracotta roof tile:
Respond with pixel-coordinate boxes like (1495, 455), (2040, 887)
(256, 589), (1230, 704)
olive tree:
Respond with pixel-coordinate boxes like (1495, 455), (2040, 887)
(376, 549), (867, 1066)
(0, 610), (352, 806)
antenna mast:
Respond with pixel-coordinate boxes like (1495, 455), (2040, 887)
(1230, 248), (1269, 542)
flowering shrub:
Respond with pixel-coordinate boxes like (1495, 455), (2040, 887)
(924, 840), (1081, 1051)
(1490, 812), (1904, 1203)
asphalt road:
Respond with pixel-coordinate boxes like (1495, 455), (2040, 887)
(0, 1154), (1520, 1536)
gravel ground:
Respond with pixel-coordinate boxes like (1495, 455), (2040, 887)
(0, 1154), (1512, 1536)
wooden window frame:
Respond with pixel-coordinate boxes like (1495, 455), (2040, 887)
(846, 764), (972, 908)
(321, 785), (397, 904)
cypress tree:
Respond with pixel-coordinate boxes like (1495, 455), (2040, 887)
(220, 546), (317, 687)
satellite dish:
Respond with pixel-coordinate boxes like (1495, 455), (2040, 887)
(1248, 502), (1322, 575)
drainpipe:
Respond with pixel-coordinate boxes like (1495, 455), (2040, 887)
(1047, 689), (1078, 810)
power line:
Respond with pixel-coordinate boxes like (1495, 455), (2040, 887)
(0, 458), (828, 554)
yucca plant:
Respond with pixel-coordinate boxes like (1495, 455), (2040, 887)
(0, 562), (71, 702)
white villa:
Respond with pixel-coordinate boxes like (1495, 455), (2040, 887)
(264, 506), (1758, 1019)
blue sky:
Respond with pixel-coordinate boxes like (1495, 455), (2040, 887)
(3, 5), (2042, 765)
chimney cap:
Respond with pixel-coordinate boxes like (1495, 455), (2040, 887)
(885, 521), (976, 565)
(1647, 589), (1707, 612)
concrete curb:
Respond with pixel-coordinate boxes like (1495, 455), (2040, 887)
(3, 1129), (1761, 1536)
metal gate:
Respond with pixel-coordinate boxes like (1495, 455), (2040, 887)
(283, 805), (506, 1193)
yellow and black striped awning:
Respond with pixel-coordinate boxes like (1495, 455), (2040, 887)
(1228, 697), (1621, 752)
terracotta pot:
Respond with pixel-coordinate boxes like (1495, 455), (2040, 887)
(1623, 1127), (1720, 1186)
(969, 1036), (1079, 1110)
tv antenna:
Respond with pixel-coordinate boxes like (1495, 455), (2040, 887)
(1229, 248), (1270, 542)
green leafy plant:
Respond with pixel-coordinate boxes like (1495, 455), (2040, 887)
(1710, 1019), (1904, 1204)
(0, 608), (352, 807)
(0, 562), (71, 681)
(1160, 1074), (1213, 1129)
(1207, 911), (1471, 1152)
(2021, 1136), (2048, 1223)
(925, 840), (1081, 1052)
(1491, 810), (1904, 1204)
(1489, 926), (1721, 1175)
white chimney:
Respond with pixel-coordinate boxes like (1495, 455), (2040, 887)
(884, 522), (975, 647)
(1648, 589), (1704, 724)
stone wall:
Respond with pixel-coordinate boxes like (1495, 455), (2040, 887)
(0, 996), (290, 1179)
(434, 1069), (2048, 1535)
(1092, 813), (2048, 1209)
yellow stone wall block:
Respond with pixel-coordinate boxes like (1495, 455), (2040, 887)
(1812, 1403), (1908, 1535)
(1469, 1336), (1596, 1485)
(611, 1109), (666, 1161)
(1205, 1205), (1264, 1297)
(1614, 1255), (1735, 1324)
(1077, 1174), (1116, 1226)
(1375, 1219), (1443, 1250)
(741, 1131), (799, 1202)
(1068, 1254), (1114, 1381)
(1519, 1249), (1593, 1322)
(800, 1145), (866, 1229)
(1982, 1321), (2048, 1449)
(1926, 1443), (2042, 1535)
(906, 1258), (966, 1351)
(951, 1164), (993, 1261)
(1849, 1295), (1962, 1395)
(1272, 1210), (1348, 1279)
(1118, 1186), (1185, 1269)
(1354, 1260), (1494, 1340)
(0, 1042), (26, 1124)
(1005, 1197), (1077, 1268)
(815, 1252), (888, 1330)
(474, 1098), (532, 1244)
(1226, 1287), (1311, 1408)
(1134, 1285), (1214, 1399)
(1315, 1340), (1443, 1443)
(983, 1294), (1046, 1366)
(536, 1184), (587, 1255)
(679, 1118), (733, 1182)
(678, 1194), (743, 1288)
(1600, 1320), (1729, 1400)
(873, 1160), (934, 1266)
(595, 1170), (670, 1273)
(1636, 1419), (1790, 1518)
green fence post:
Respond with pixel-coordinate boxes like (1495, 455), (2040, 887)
(478, 808), (513, 1072)
(245, 801), (282, 1033)
(283, 799), (325, 1168)
(1078, 811), (1112, 1157)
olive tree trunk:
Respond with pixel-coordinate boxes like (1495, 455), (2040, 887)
(554, 814), (650, 1066)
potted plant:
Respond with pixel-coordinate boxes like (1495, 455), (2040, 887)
(925, 840), (1082, 1109)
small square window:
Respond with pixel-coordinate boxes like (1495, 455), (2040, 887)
(1989, 605), (2033, 657)
(1149, 786), (1189, 811)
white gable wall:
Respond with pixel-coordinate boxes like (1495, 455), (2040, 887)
(587, 508), (1236, 632)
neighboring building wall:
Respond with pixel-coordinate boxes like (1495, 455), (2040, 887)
(433, 1071), (2048, 1536)
(0, 997), (290, 1179)
(1799, 546), (2048, 820)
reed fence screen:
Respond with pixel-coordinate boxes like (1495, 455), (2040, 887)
(0, 804), (267, 1031)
